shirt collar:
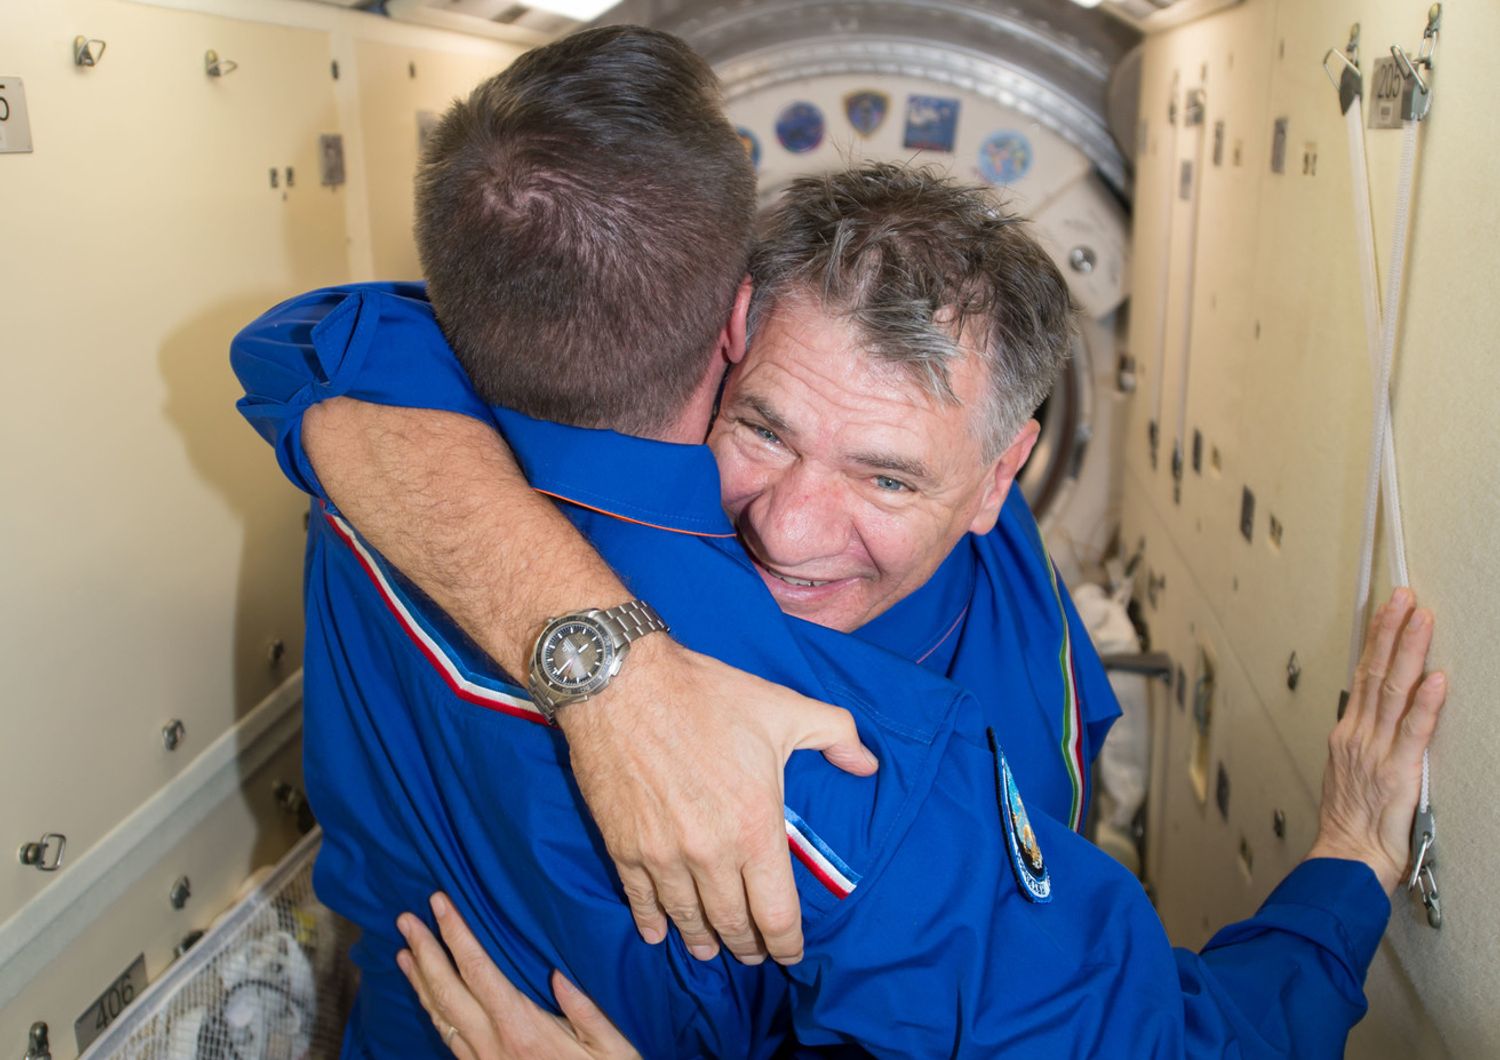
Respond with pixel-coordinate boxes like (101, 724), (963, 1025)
(856, 535), (977, 668)
(491, 406), (736, 538)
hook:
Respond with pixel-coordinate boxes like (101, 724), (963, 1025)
(1321, 47), (1359, 93)
(204, 49), (239, 78)
(1390, 44), (1429, 96)
(73, 36), (107, 67)
(1416, 863), (1442, 928)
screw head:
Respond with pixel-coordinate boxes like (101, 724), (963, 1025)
(169, 875), (192, 909)
(163, 719), (186, 751)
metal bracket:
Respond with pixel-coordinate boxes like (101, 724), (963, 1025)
(17, 833), (66, 872)
(24, 1022), (51, 1060)
(1407, 804), (1442, 929)
(1322, 23), (1362, 115)
(1100, 651), (1175, 680)
(1391, 4), (1441, 121)
(72, 36), (106, 68)
(204, 49), (239, 78)
(1184, 87), (1206, 128)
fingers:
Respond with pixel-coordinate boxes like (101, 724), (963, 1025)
(430, 893), (531, 1022)
(551, 972), (639, 1059)
(650, 867), (720, 960)
(617, 865), (668, 945)
(395, 911), (493, 1058)
(692, 862), (766, 965)
(1348, 590), (1412, 732)
(792, 700), (879, 777)
(742, 844), (804, 965)
(1393, 671), (1447, 770)
(1358, 591), (1410, 689)
(1374, 608), (1433, 737)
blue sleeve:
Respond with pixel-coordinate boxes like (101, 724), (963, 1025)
(1175, 858), (1391, 1058)
(782, 727), (1389, 1058)
(230, 282), (491, 499)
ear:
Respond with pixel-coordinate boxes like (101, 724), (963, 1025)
(717, 276), (754, 365)
(968, 418), (1041, 536)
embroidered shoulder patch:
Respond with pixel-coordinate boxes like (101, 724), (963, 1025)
(988, 728), (1052, 903)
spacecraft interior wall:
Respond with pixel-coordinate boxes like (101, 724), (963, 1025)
(1124, 1), (1500, 1055)
(0, 1), (522, 1054)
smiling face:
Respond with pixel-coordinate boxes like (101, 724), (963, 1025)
(709, 294), (1038, 632)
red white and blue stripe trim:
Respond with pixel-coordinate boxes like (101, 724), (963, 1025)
(784, 807), (860, 899)
(323, 510), (547, 725)
(325, 508), (863, 899)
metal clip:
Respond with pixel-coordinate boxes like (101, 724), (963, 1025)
(204, 49), (239, 78)
(1407, 804), (1437, 890)
(1391, 4), (1440, 121)
(1416, 863), (1442, 928)
(17, 833), (66, 872)
(1322, 24), (1362, 115)
(73, 36), (106, 67)
(24, 1022), (51, 1060)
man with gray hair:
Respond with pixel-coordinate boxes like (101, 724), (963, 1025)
(720, 162), (1071, 633)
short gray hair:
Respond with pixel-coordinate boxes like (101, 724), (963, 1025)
(747, 162), (1075, 458)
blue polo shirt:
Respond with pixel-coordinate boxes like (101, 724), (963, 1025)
(232, 285), (1391, 1058)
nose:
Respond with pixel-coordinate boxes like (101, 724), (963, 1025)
(742, 461), (852, 572)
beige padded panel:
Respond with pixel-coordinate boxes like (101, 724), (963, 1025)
(0, 0), (345, 926)
(1129, 0), (1500, 1054)
(353, 37), (525, 278)
(0, 4), (526, 1048)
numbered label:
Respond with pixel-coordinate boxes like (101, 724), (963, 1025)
(0, 78), (34, 153)
(74, 953), (147, 1052)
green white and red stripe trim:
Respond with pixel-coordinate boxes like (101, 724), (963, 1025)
(1045, 557), (1087, 831)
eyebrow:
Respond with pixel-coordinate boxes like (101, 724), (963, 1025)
(847, 449), (933, 483)
(737, 394), (794, 437)
(736, 390), (933, 483)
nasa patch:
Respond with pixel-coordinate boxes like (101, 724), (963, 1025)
(978, 131), (1034, 185)
(988, 728), (1052, 903)
(775, 102), (825, 154)
(844, 90), (889, 138)
(735, 126), (762, 171)
(903, 94), (961, 152)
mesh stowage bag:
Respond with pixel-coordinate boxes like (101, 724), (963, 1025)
(83, 829), (358, 1060)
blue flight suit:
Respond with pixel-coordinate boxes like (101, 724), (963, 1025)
(235, 283), (1116, 831)
(232, 285), (1391, 1058)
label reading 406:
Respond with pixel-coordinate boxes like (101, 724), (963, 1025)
(74, 953), (147, 1053)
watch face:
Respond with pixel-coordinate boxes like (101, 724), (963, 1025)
(541, 620), (612, 690)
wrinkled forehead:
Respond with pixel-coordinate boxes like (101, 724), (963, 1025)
(740, 294), (991, 448)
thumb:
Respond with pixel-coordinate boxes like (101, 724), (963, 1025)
(792, 700), (878, 776)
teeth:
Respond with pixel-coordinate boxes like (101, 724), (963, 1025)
(768, 569), (827, 588)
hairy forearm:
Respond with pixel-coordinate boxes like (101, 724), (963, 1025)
(304, 398), (631, 676)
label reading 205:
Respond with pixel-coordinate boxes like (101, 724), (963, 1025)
(74, 953), (147, 1053)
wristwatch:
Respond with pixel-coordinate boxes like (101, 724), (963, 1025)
(527, 600), (669, 723)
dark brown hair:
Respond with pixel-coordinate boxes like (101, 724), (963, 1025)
(415, 26), (755, 434)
